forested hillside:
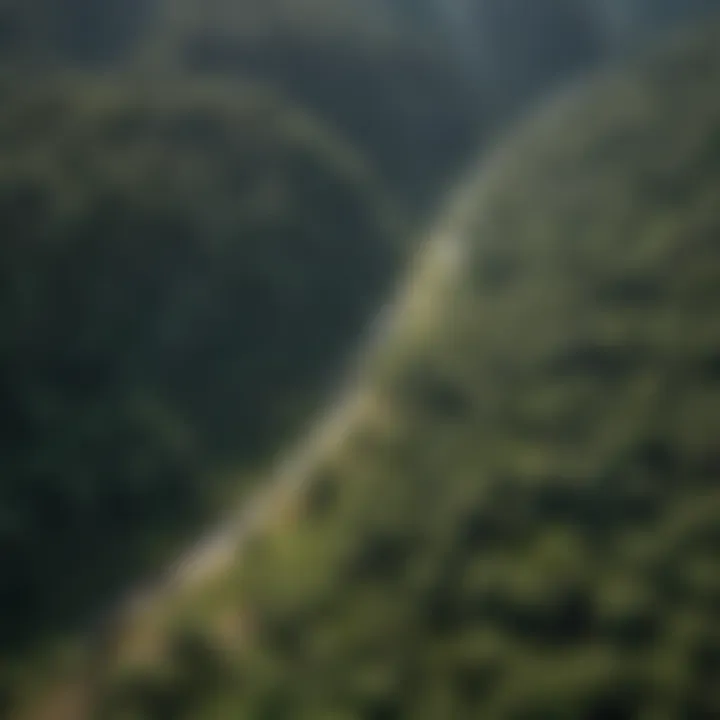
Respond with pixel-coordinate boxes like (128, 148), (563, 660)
(91, 20), (720, 720)
(0, 75), (400, 671)
(3, 1), (716, 205)
(2, 0), (720, 715)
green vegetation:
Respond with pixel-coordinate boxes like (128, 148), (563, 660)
(0, 0), (615, 209)
(138, 0), (606, 205)
(0, 0), (489, 208)
(3, 1), (715, 212)
(0, 0), (615, 691)
(100, 23), (720, 719)
(0, 75), (400, 660)
(3, 1), (720, 715)
(0, 0), (628, 676)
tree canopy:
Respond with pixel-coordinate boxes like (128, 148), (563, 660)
(0, 75), (399, 659)
(3, 0), (720, 715)
(99, 21), (720, 720)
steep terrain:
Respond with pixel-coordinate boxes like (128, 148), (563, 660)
(4, 2), (720, 715)
(95, 22), (720, 719)
(0, 75), (400, 675)
(0, 0), (609, 694)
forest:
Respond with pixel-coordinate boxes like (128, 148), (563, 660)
(1, 1), (719, 718)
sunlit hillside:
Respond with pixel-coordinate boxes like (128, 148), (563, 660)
(92, 21), (720, 720)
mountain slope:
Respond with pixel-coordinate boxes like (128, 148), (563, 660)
(97, 21), (720, 720)
(0, 75), (401, 675)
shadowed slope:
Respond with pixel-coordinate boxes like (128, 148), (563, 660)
(0, 75), (401, 672)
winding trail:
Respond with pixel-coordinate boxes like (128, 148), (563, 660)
(105, 220), (467, 634)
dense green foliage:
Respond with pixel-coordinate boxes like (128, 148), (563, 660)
(0, 0), (615, 682)
(0, 76), (399, 656)
(10, 0), (713, 209)
(3, 0), (720, 713)
(2, 1), (718, 208)
(103, 24), (720, 719)
(0, 0), (615, 669)
(145, 14), (484, 208)
(142, 0), (609, 204)
(0, 0), (488, 207)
